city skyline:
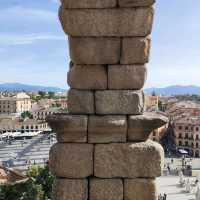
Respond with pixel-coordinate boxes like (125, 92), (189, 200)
(0, 0), (200, 89)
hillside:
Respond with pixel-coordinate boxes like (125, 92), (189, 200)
(0, 83), (65, 92)
(145, 85), (200, 96)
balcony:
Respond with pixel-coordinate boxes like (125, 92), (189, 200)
(188, 137), (194, 140)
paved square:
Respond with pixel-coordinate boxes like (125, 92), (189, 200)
(0, 133), (56, 171)
(157, 176), (196, 200)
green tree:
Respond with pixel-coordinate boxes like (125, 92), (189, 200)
(27, 165), (55, 199)
(0, 179), (44, 200)
(0, 165), (55, 200)
(21, 111), (33, 119)
(38, 91), (46, 98)
(35, 165), (55, 199)
(48, 92), (55, 99)
(27, 165), (43, 178)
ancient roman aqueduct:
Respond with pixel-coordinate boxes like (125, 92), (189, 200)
(47, 0), (169, 199)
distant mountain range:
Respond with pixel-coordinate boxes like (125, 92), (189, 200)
(0, 83), (66, 92)
(1, 83), (200, 95)
(145, 85), (200, 96)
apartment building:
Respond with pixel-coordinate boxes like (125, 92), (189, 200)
(145, 95), (159, 111)
(32, 107), (62, 121)
(174, 117), (200, 157)
(0, 118), (49, 133)
(167, 101), (200, 121)
(0, 93), (32, 114)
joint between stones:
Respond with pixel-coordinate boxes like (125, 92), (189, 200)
(122, 178), (125, 200)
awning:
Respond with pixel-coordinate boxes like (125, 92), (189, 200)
(178, 149), (188, 154)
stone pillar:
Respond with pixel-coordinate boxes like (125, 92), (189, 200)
(48, 0), (168, 199)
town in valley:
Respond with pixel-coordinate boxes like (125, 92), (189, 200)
(1, 89), (200, 199)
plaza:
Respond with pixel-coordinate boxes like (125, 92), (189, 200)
(1, 134), (200, 200)
(157, 176), (196, 200)
(0, 133), (56, 172)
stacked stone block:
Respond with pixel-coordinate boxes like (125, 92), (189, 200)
(48, 0), (168, 199)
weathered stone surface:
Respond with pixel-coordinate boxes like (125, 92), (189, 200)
(53, 179), (88, 200)
(69, 37), (120, 64)
(124, 179), (157, 200)
(94, 140), (164, 178)
(90, 178), (123, 200)
(47, 114), (88, 143)
(119, 0), (155, 7)
(88, 115), (127, 143)
(121, 37), (151, 64)
(68, 64), (107, 90)
(95, 90), (144, 115)
(49, 143), (93, 178)
(68, 89), (94, 114)
(108, 65), (147, 89)
(128, 112), (169, 141)
(60, 7), (154, 37)
(61, 0), (117, 8)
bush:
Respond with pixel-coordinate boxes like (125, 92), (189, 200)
(21, 111), (33, 119)
(0, 165), (55, 200)
(35, 166), (55, 199)
(0, 179), (44, 200)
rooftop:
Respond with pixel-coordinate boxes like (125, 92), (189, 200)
(174, 116), (200, 125)
(0, 165), (27, 184)
(0, 92), (31, 101)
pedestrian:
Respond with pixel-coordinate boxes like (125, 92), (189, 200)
(164, 193), (167, 200)
(167, 165), (170, 173)
(158, 194), (162, 200)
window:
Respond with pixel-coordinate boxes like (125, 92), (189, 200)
(178, 126), (182, 130)
(196, 135), (199, 140)
(153, 131), (156, 136)
(185, 133), (188, 139)
(179, 141), (182, 146)
(196, 143), (199, 148)
(178, 133), (182, 139)
(185, 126), (188, 130)
(196, 127), (199, 131)
(185, 141), (188, 146)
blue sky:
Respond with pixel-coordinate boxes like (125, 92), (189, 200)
(0, 0), (200, 89)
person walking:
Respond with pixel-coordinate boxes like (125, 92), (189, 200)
(158, 194), (162, 200)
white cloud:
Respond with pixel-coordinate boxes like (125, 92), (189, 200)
(0, 33), (65, 45)
(50, 0), (60, 4)
(0, 6), (57, 22)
